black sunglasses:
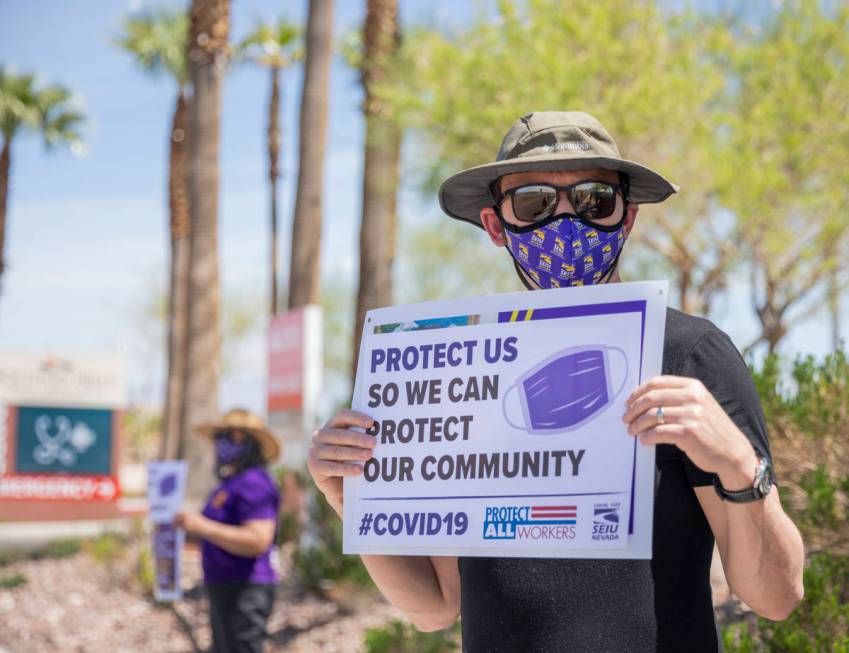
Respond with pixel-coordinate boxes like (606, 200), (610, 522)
(492, 176), (629, 225)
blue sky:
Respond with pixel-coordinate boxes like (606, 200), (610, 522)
(1, 0), (846, 415)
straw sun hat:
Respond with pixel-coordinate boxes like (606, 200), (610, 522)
(194, 408), (281, 462)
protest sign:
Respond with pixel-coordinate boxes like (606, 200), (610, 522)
(147, 461), (187, 600)
(152, 522), (184, 602)
(344, 281), (667, 559)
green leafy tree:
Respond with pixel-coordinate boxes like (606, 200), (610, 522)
(388, 0), (731, 316)
(718, 0), (849, 354)
(396, 218), (521, 304)
(238, 18), (302, 316)
(0, 68), (84, 301)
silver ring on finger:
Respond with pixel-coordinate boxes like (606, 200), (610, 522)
(655, 406), (665, 425)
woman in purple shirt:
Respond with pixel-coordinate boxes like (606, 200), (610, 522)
(175, 408), (281, 653)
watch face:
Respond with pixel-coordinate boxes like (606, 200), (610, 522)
(758, 474), (772, 496)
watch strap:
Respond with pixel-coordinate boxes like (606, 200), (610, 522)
(713, 455), (772, 503)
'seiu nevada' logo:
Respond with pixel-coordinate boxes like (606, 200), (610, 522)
(592, 504), (620, 541)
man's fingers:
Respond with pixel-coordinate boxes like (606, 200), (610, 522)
(637, 424), (685, 447)
(313, 427), (376, 450)
(312, 443), (373, 462)
(310, 459), (364, 478)
(326, 409), (375, 430)
(622, 388), (693, 423)
(307, 410), (376, 485)
(626, 404), (690, 436)
(626, 375), (692, 405)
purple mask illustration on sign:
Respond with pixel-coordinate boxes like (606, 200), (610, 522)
(504, 345), (628, 434)
(159, 473), (177, 497)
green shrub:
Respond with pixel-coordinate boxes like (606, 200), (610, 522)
(0, 548), (26, 567)
(723, 552), (849, 652)
(750, 349), (849, 436)
(39, 538), (82, 560)
(83, 532), (127, 566)
(748, 349), (849, 553)
(292, 489), (374, 592)
(277, 510), (301, 547)
(0, 572), (27, 590)
(787, 349), (849, 436)
(0, 538), (82, 568)
(137, 543), (155, 595)
(275, 466), (309, 546)
(361, 619), (460, 653)
(796, 465), (849, 531)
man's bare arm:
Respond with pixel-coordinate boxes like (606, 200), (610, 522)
(308, 409), (461, 631)
(696, 481), (804, 620)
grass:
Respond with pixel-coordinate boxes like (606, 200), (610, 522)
(0, 538), (82, 568)
(0, 572), (27, 590)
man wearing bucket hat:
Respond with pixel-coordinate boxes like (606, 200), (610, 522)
(175, 408), (281, 653)
(307, 112), (804, 652)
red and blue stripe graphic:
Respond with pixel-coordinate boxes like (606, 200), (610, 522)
(529, 505), (577, 524)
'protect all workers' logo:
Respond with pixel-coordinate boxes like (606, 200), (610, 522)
(483, 504), (577, 541)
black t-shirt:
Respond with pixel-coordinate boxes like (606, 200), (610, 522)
(457, 307), (773, 653)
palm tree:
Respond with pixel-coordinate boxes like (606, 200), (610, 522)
(238, 19), (302, 316)
(288, 0), (334, 309)
(0, 69), (84, 301)
(115, 10), (192, 461)
(352, 0), (401, 381)
(184, 0), (230, 503)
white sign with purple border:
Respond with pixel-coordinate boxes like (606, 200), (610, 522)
(344, 280), (668, 559)
(147, 461), (188, 600)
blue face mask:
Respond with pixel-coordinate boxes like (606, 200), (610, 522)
(504, 345), (628, 434)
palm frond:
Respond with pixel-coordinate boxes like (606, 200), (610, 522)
(0, 67), (41, 138)
(237, 16), (302, 68)
(113, 9), (189, 86)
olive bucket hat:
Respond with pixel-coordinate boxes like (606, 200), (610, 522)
(438, 111), (678, 228)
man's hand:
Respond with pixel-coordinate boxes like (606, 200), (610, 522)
(622, 375), (758, 490)
(307, 409), (377, 515)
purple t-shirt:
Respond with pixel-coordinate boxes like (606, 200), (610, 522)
(200, 466), (279, 584)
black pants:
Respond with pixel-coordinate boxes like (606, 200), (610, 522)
(207, 582), (275, 653)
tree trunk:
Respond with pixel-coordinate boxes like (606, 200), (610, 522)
(0, 137), (11, 298)
(160, 89), (192, 460)
(183, 0), (229, 504)
(678, 267), (692, 316)
(269, 66), (281, 316)
(288, 0), (334, 309)
(352, 0), (401, 380)
(828, 267), (840, 352)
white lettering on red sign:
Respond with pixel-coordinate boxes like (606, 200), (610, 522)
(0, 474), (118, 501)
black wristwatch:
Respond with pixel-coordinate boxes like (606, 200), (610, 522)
(713, 454), (773, 503)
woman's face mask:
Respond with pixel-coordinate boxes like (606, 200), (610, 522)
(214, 431), (250, 478)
